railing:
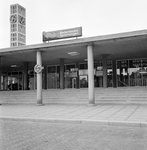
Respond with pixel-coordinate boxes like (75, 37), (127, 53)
(130, 78), (147, 86)
(118, 80), (128, 87)
(118, 76), (147, 87)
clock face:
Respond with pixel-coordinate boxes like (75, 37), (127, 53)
(10, 15), (17, 23)
(19, 16), (25, 25)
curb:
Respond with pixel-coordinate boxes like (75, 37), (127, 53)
(0, 117), (147, 128)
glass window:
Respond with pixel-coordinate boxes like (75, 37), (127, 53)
(48, 66), (56, 73)
(107, 61), (112, 69)
(65, 64), (75, 71)
(79, 63), (87, 69)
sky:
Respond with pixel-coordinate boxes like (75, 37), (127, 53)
(0, 0), (147, 48)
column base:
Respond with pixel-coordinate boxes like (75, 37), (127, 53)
(36, 103), (44, 106)
(87, 103), (96, 107)
(37, 99), (43, 106)
(103, 85), (108, 88)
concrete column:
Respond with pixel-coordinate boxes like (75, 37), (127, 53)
(103, 55), (107, 88)
(24, 62), (28, 90)
(112, 60), (117, 88)
(87, 45), (95, 105)
(60, 58), (64, 89)
(76, 63), (79, 89)
(36, 51), (43, 104)
(0, 57), (1, 91)
(44, 66), (47, 89)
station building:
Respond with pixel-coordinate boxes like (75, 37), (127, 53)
(0, 28), (147, 104)
(1, 4), (146, 105)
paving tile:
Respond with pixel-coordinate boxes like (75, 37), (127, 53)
(0, 104), (147, 128)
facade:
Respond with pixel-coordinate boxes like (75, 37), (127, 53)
(1, 59), (147, 91)
(46, 58), (147, 89)
(0, 29), (147, 104)
(10, 4), (26, 47)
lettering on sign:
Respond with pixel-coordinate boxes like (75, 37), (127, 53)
(43, 27), (82, 42)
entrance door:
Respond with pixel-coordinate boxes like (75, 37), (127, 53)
(47, 66), (59, 89)
(95, 63), (103, 87)
(71, 78), (76, 88)
(79, 75), (88, 88)
(6, 71), (23, 90)
(94, 61), (112, 88)
(117, 60), (129, 87)
(28, 70), (37, 90)
(64, 64), (76, 88)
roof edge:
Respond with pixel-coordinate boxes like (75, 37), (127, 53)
(1, 29), (147, 53)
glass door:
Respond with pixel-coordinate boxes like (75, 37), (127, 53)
(94, 62), (103, 87)
(117, 60), (129, 87)
(94, 61), (112, 88)
(64, 64), (76, 88)
(79, 75), (88, 88)
(1, 72), (7, 90)
(79, 63), (88, 88)
(107, 61), (113, 87)
(6, 71), (23, 90)
(47, 66), (59, 89)
(28, 70), (37, 90)
(129, 59), (141, 86)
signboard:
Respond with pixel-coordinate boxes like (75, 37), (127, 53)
(96, 71), (103, 76)
(43, 27), (82, 42)
(70, 68), (78, 72)
(34, 64), (44, 74)
(79, 70), (88, 75)
(69, 72), (77, 77)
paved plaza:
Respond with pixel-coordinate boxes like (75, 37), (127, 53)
(0, 104), (147, 149)
(0, 120), (147, 150)
(0, 104), (147, 127)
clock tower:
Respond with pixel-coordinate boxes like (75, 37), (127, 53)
(10, 4), (26, 47)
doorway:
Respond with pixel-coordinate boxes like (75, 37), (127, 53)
(47, 66), (60, 89)
(1, 71), (23, 90)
